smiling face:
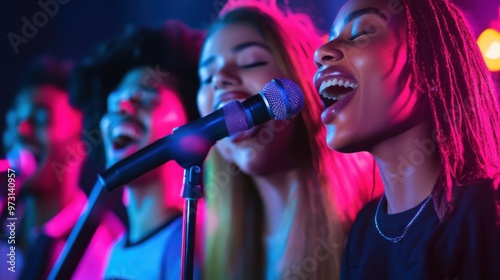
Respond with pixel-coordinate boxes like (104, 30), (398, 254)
(197, 23), (300, 176)
(314, 0), (427, 153)
(3, 85), (83, 192)
(100, 68), (187, 180)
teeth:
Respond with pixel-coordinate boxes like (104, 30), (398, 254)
(331, 78), (338, 87)
(112, 125), (141, 141)
(318, 77), (358, 101)
(319, 81), (328, 93)
(319, 77), (358, 90)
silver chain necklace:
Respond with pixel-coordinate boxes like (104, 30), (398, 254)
(374, 194), (433, 243)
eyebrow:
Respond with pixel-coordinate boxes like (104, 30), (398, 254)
(199, 41), (271, 68)
(344, 7), (387, 25)
(330, 7), (387, 39)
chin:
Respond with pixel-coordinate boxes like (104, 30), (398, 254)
(326, 132), (370, 154)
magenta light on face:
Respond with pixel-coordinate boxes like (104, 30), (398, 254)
(263, 78), (304, 120)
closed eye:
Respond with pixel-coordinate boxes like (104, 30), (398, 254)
(348, 31), (369, 41)
(240, 61), (268, 69)
(202, 76), (213, 85)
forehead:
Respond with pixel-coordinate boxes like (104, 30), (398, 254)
(202, 23), (266, 57)
(339, 0), (389, 16)
(15, 85), (68, 109)
(116, 67), (177, 90)
(332, 0), (405, 35)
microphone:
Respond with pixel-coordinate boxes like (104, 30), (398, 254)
(0, 146), (36, 220)
(99, 78), (304, 192)
(0, 146), (37, 177)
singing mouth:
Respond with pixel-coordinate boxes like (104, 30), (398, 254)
(314, 67), (359, 109)
(318, 77), (358, 104)
(229, 125), (261, 143)
(15, 140), (43, 164)
(111, 123), (144, 150)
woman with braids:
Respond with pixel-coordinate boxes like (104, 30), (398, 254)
(314, 0), (500, 278)
(197, 1), (382, 279)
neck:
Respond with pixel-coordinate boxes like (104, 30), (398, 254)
(252, 168), (300, 239)
(371, 121), (441, 214)
(125, 179), (180, 243)
(23, 168), (80, 238)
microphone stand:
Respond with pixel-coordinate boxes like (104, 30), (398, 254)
(47, 180), (109, 280)
(180, 165), (203, 280)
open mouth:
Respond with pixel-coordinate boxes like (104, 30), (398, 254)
(15, 141), (42, 164)
(318, 77), (358, 108)
(111, 125), (143, 150)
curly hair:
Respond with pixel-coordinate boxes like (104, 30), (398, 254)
(70, 20), (204, 133)
(17, 55), (74, 92)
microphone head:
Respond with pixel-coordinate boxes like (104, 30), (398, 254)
(262, 78), (304, 120)
(7, 146), (37, 179)
(221, 101), (249, 136)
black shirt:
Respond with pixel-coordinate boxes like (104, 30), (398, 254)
(341, 179), (500, 280)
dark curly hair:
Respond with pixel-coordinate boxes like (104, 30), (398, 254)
(70, 20), (204, 134)
(17, 55), (74, 92)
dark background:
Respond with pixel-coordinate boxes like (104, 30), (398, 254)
(0, 0), (498, 158)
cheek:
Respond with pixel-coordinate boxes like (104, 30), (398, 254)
(48, 108), (83, 143)
(150, 104), (187, 139)
(99, 115), (113, 146)
(197, 87), (213, 117)
(3, 126), (16, 152)
(351, 44), (407, 116)
(214, 139), (234, 163)
(242, 66), (285, 92)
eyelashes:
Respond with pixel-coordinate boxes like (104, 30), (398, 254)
(240, 61), (268, 69)
(348, 31), (370, 41)
(202, 76), (212, 85)
(201, 61), (269, 85)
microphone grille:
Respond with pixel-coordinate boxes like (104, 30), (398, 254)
(221, 101), (249, 135)
(262, 78), (304, 120)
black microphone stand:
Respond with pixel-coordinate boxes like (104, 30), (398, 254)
(180, 165), (203, 280)
(47, 180), (109, 280)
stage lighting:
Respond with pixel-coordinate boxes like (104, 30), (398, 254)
(478, 7), (500, 72)
(478, 28), (500, 72)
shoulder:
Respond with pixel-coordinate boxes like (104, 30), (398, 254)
(451, 178), (499, 222)
(99, 211), (126, 239)
(442, 178), (500, 278)
(160, 216), (184, 280)
(445, 178), (499, 247)
(351, 197), (380, 229)
(344, 197), (380, 245)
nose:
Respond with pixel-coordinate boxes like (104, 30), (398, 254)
(314, 41), (344, 69)
(17, 119), (33, 137)
(211, 68), (240, 90)
(118, 98), (138, 116)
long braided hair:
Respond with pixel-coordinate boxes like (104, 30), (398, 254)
(403, 0), (500, 219)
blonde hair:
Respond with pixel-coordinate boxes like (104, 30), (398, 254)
(203, 1), (382, 279)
